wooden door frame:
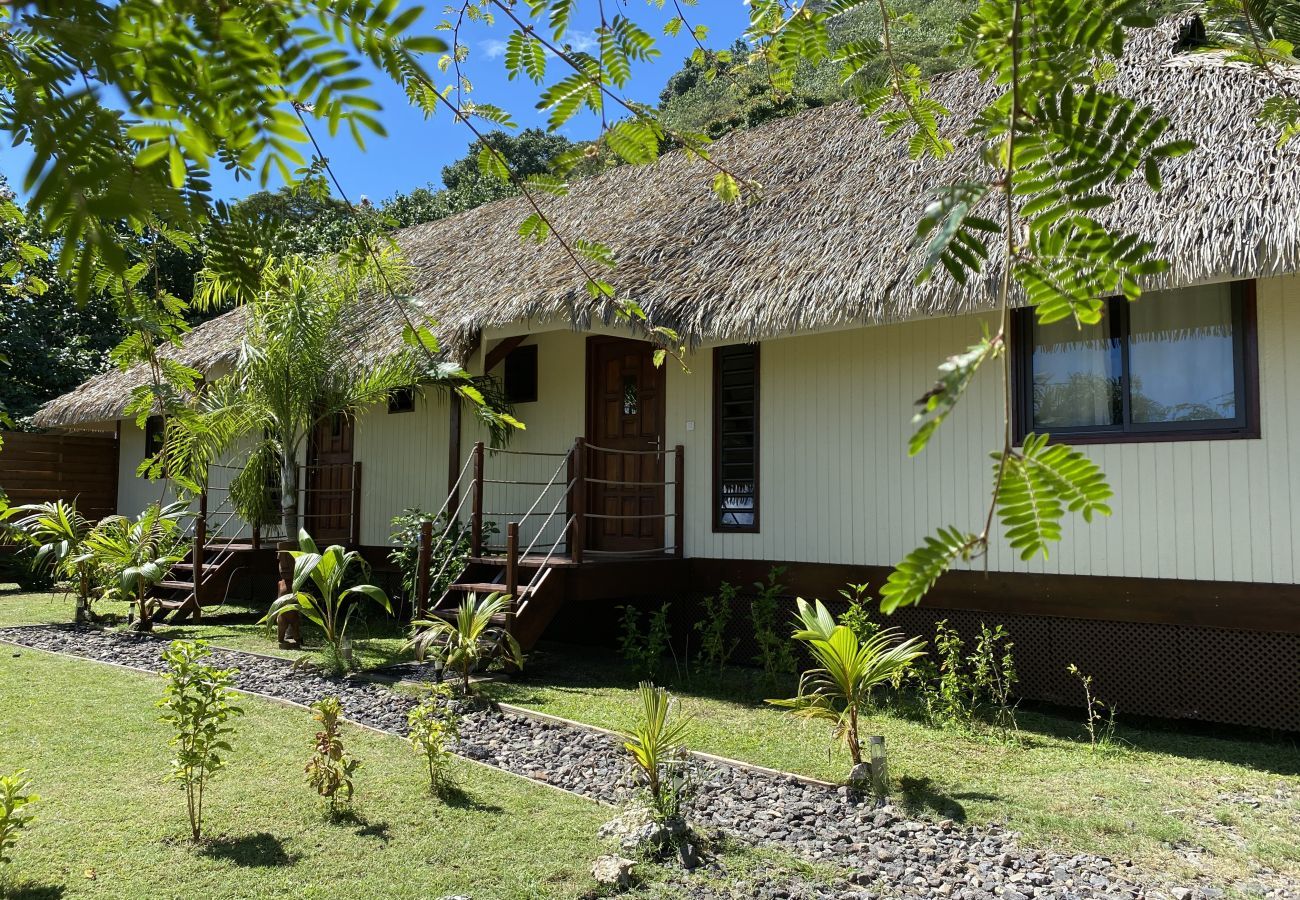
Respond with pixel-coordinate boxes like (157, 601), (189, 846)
(305, 412), (356, 544)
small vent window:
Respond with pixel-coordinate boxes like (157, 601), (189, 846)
(713, 344), (759, 532)
(388, 387), (415, 414)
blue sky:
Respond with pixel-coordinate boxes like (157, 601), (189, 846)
(0, 4), (752, 207)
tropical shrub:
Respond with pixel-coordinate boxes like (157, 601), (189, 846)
(3, 500), (94, 612)
(750, 566), (796, 682)
(405, 592), (523, 695)
(619, 682), (691, 825)
(770, 599), (926, 773)
(1068, 663), (1118, 750)
(260, 530), (392, 672)
(388, 508), (496, 611)
(837, 583), (882, 645)
(693, 582), (739, 678)
(0, 771), (38, 872)
(73, 501), (187, 631)
(158, 640), (244, 841)
(618, 601), (672, 681)
(305, 697), (361, 813)
(407, 683), (460, 797)
(919, 620), (1019, 736)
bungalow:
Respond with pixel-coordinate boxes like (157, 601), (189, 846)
(31, 21), (1300, 731)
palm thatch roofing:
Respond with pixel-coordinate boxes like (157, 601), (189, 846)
(33, 17), (1300, 428)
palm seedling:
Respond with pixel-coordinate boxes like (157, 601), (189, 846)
(404, 592), (522, 695)
(3, 500), (94, 614)
(769, 598), (926, 770)
(260, 530), (392, 670)
(73, 502), (188, 631)
(619, 681), (691, 824)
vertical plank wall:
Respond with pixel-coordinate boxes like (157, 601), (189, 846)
(668, 277), (1298, 583)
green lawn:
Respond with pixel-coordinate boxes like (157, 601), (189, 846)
(486, 645), (1300, 887)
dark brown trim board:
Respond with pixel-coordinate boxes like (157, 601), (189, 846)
(689, 557), (1300, 634)
(712, 343), (760, 533)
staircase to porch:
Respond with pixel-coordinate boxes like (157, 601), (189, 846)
(413, 438), (684, 651)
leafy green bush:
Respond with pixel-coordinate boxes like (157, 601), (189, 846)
(305, 697), (361, 814)
(405, 592), (522, 695)
(73, 501), (187, 631)
(0, 770), (38, 873)
(837, 582), (882, 645)
(407, 683), (460, 797)
(618, 602), (672, 681)
(388, 508), (497, 612)
(3, 500), (94, 613)
(261, 530), (392, 672)
(919, 620), (1019, 737)
(750, 566), (795, 682)
(619, 682), (691, 825)
(158, 640), (244, 841)
(770, 599), (925, 774)
(693, 582), (739, 678)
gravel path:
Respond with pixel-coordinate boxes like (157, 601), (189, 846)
(2, 625), (1277, 900)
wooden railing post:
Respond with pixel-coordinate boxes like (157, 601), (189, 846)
(193, 490), (207, 602)
(571, 437), (585, 565)
(350, 461), (362, 547)
(471, 441), (485, 557)
(415, 519), (433, 620)
(673, 444), (685, 559)
(252, 525), (261, 551)
(505, 522), (519, 605)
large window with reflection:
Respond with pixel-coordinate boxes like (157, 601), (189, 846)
(1013, 280), (1258, 442)
(713, 344), (760, 532)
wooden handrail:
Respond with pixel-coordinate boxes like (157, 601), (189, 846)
(571, 437), (586, 565)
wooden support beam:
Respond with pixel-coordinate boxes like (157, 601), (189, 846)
(193, 491), (207, 604)
(415, 519), (433, 620)
(505, 522), (519, 605)
(571, 437), (585, 565)
(483, 335), (527, 372)
(448, 396), (462, 508)
(471, 441), (485, 557)
(350, 461), (362, 547)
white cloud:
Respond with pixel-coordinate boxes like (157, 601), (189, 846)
(480, 39), (509, 60)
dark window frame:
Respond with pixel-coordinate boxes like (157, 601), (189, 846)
(387, 387), (415, 414)
(1012, 280), (1260, 445)
(144, 415), (165, 462)
(504, 343), (539, 404)
(712, 343), (760, 533)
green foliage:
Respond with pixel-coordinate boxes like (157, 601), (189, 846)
(837, 583), (882, 645)
(619, 602), (673, 681)
(388, 508), (491, 609)
(261, 531), (393, 672)
(73, 501), (187, 631)
(2, 500), (95, 611)
(770, 598), (926, 770)
(158, 640), (244, 841)
(918, 620), (1019, 737)
(305, 697), (361, 814)
(406, 683), (460, 798)
(618, 682), (691, 824)
(1067, 663), (1118, 750)
(750, 566), (797, 681)
(0, 0), (447, 305)
(405, 592), (523, 695)
(0, 770), (38, 870)
(994, 433), (1113, 561)
(694, 582), (739, 677)
(1202, 0), (1300, 144)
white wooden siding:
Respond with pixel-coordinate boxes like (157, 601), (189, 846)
(668, 276), (1298, 583)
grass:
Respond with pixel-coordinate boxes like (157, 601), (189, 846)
(485, 644), (1300, 887)
(0, 644), (610, 899)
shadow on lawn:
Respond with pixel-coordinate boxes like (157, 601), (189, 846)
(200, 832), (297, 868)
(513, 641), (1300, 778)
(3, 882), (66, 899)
(897, 775), (1003, 823)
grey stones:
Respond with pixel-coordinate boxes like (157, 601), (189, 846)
(591, 855), (636, 890)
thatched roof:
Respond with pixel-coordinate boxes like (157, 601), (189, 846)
(33, 18), (1300, 427)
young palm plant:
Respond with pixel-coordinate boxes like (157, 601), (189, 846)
(3, 500), (94, 614)
(620, 681), (691, 824)
(405, 592), (522, 695)
(769, 598), (926, 772)
(260, 530), (392, 671)
(73, 502), (188, 631)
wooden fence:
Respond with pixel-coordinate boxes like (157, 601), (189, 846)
(0, 431), (118, 522)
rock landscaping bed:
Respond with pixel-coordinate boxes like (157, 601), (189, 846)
(0, 625), (1268, 900)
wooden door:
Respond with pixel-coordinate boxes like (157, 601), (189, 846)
(586, 337), (667, 554)
(306, 413), (355, 544)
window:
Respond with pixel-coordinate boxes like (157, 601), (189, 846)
(388, 387), (415, 414)
(1013, 280), (1258, 443)
(144, 415), (165, 461)
(713, 344), (759, 532)
(504, 344), (538, 404)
